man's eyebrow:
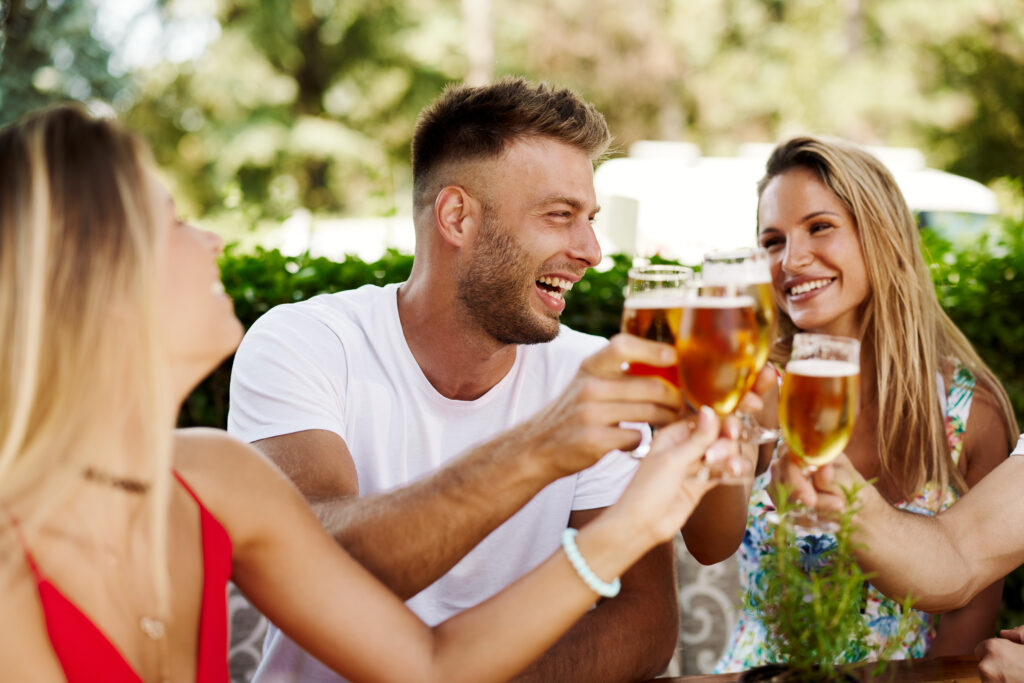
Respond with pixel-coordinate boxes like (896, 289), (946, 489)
(535, 195), (586, 210)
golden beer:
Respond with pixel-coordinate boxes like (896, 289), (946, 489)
(779, 359), (859, 467)
(750, 281), (777, 376)
(622, 298), (682, 387)
(676, 295), (759, 414)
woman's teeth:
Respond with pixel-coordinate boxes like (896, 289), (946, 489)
(789, 279), (831, 296)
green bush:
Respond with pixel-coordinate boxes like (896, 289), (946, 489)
(184, 219), (1024, 632)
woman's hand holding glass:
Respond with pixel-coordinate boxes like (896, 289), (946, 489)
(774, 333), (861, 533)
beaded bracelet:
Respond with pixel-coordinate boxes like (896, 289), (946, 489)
(560, 528), (621, 598)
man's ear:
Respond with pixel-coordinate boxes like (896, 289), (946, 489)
(434, 185), (479, 248)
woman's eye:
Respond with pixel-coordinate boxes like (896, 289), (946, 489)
(760, 237), (782, 250)
(809, 222), (833, 233)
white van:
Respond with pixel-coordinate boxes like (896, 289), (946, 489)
(593, 140), (999, 265)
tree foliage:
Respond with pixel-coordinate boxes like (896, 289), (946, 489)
(125, 0), (458, 223)
(0, 0), (126, 124)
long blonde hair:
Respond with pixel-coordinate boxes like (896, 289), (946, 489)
(761, 136), (1017, 500)
(0, 105), (174, 609)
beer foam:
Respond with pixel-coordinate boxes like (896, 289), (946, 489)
(624, 295), (686, 309)
(686, 295), (755, 309)
(702, 260), (771, 285)
(786, 358), (859, 377)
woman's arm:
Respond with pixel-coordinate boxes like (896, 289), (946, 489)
(177, 411), (737, 683)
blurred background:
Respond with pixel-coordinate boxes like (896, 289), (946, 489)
(3, 0), (1023, 255)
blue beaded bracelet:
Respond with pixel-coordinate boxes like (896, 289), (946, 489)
(560, 528), (621, 598)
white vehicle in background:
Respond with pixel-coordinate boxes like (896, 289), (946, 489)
(592, 140), (1000, 265)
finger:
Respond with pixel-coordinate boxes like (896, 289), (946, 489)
(575, 375), (683, 411)
(721, 414), (743, 441)
(587, 402), (681, 429)
(772, 455), (818, 507)
(585, 334), (678, 376)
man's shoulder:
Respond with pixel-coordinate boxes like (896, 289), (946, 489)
(249, 282), (398, 335)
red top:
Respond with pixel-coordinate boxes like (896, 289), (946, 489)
(12, 471), (233, 682)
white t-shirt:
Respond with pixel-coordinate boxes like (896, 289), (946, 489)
(1012, 434), (1024, 456)
(228, 282), (639, 683)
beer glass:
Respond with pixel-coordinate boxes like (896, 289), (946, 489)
(778, 333), (860, 531)
(676, 280), (760, 416)
(621, 265), (692, 386)
(620, 265), (692, 458)
(702, 247), (781, 443)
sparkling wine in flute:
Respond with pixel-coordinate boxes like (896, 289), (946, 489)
(676, 294), (759, 414)
(779, 358), (859, 468)
(621, 298), (682, 387)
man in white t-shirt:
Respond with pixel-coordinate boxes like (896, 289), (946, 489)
(229, 78), (693, 682)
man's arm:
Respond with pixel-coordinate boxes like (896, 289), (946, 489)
(255, 335), (683, 600)
(776, 453), (1024, 612)
(508, 507), (678, 683)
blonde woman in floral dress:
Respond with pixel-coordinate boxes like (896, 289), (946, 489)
(714, 136), (1017, 672)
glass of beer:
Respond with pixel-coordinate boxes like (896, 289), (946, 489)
(620, 265), (691, 458)
(675, 280), (760, 416)
(621, 265), (692, 387)
(702, 247), (781, 444)
(778, 333), (860, 531)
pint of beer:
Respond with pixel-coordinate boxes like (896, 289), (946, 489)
(780, 335), (860, 468)
(676, 292), (759, 414)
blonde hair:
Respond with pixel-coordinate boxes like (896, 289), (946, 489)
(0, 105), (174, 610)
(761, 136), (1017, 501)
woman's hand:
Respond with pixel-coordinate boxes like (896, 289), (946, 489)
(768, 447), (864, 514)
(613, 407), (750, 547)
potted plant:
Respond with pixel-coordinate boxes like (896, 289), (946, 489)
(739, 484), (915, 682)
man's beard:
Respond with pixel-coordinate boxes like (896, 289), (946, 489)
(456, 214), (561, 345)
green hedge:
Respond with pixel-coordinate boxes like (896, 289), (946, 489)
(183, 219), (1024, 630)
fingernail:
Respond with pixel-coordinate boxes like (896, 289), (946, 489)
(706, 443), (727, 462)
(699, 405), (716, 430)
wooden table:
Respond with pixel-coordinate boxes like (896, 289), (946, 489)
(650, 655), (981, 682)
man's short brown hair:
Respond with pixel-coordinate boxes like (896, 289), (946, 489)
(411, 77), (610, 210)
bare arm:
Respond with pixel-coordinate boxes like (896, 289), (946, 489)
(775, 450), (1024, 612)
(185, 409), (736, 683)
(255, 334), (683, 599)
(508, 508), (678, 683)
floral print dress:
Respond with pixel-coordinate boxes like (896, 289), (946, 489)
(713, 366), (976, 673)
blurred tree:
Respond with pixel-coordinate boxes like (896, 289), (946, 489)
(921, 1), (1024, 184)
(0, 0), (126, 125)
(126, 0), (460, 224)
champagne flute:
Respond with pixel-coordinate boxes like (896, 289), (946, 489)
(620, 265), (692, 458)
(702, 247), (781, 444)
(778, 333), (860, 533)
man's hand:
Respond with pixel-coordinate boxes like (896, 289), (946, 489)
(977, 625), (1024, 682)
(521, 333), (684, 478)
